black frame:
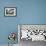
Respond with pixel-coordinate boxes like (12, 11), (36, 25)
(4, 7), (17, 17)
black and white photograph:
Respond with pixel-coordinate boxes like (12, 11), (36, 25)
(4, 7), (16, 16)
(18, 25), (46, 46)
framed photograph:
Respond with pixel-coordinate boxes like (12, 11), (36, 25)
(4, 7), (16, 17)
(18, 24), (46, 42)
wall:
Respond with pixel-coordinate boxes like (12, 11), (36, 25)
(0, 0), (46, 44)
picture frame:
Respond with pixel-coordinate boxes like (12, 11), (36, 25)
(18, 24), (46, 42)
(4, 7), (17, 17)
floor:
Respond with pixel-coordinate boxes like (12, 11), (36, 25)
(0, 44), (18, 46)
(19, 39), (46, 46)
(0, 40), (46, 46)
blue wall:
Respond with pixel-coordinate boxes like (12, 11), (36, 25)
(0, 0), (46, 44)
